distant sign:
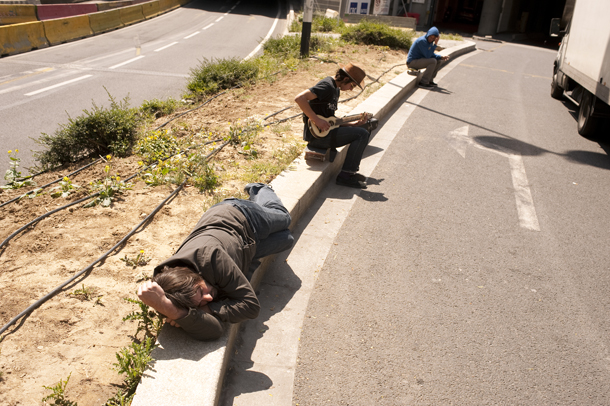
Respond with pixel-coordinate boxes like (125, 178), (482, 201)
(360, 2), (369, 14)
(374, 0), (390, 15)
(412, 0), (425, 3)
(349, 2), (358, 13)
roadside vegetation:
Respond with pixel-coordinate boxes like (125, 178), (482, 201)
(2, 18), (417, 406)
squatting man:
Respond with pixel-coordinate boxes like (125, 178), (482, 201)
(137, 183), (294, 341)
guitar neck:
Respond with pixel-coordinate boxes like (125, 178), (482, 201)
(335, 113), (366, 126)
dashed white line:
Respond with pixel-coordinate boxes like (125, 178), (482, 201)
(24, 74), (93, 96)
(184, 31), (200, 39)
(203, 23), (213, 30)
(215, 16), (223, 22)
(154, 42), (179, 52)
(508, 154), (540, 231)
(109, 55), (145, 69)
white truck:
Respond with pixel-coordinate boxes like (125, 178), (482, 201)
(550, 0), (610, 138)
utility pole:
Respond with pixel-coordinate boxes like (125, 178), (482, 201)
(300, 0), (314, 57)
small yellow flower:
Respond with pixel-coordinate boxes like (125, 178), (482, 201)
(116, 176), (121, 181)
(63, 176), (69, 182)
(140, 250), (144, 254)
(8, 150), (12, 154)
(138, 161), (144, 166)
(106, 155), (111, 160)
(105, 165), (110, 173)
(15, 149), (18, 153)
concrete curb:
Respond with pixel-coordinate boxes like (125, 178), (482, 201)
(131, 39), (476, 406)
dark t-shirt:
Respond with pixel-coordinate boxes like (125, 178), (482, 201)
(303, 76), (339, 141)
(308, 76), (339, 118)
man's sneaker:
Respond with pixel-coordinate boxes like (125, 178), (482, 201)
(429, 81), (439, 87)
(336, 174), (367, 189)
(352, 173), (367, 182)
(366, 118), (379, 133)
(419, 82), (434, 89)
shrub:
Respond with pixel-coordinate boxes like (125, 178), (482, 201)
(290, 14), (345, 33)
(140, 97), (179, 119)
(341, 19), (413, 49)
(186, 58), (259, 97)
(263, 34), (336, 59)
(34, 93), (141, 169)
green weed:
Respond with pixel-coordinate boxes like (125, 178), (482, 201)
(135, 130), (181, 165)
(120, 250), (150, 268)
(42, 373), (77, 406)
(441, 32), (463, 41)
(69, 284), (97, 301)
(34, 92), (142, 169)
(123, 298), (164, 339)
(84, 156), (132, 208)
(2, 149), (36, 190)
(113, 336), (156, 395)
(49, 176), (80, 199)
(289, 14), (346, 33)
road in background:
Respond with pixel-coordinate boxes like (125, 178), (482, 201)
(0, 0), (284, 171)
(220, 40), (610, 405)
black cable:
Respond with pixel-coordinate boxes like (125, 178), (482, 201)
(1, 158), (103, 208)
(0, 181), (186, 337)
(0, 139), (225, 252)
(0, 144), (229, 336)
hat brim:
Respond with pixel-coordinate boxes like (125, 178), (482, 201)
(339, 63), (364, 90)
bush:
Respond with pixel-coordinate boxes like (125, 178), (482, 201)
(34, 93), (141, 169)
(341, 19), (413, 49)
(140, 97), (179, 119)
(289, 14), (345, 33)
(186, 57), (259, 97)
(263, 34), (336, 59)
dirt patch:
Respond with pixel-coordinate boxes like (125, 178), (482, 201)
(0, 44), (408, 405)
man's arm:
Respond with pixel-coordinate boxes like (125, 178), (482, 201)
(295, 89), (331, 133)
(137, 280), (187, 320)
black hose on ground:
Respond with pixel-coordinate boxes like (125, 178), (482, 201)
(0, 143), (229, 337)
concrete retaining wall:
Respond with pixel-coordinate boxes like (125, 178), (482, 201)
(36, 4), (98, 21)
(141, 0), (160, 19)
(88, 8), (123, 35)
(118, 3), (144, 26)
(42, 14), (92, 45)
(0, 20), (48, 55)
(0, 4), (37, 25)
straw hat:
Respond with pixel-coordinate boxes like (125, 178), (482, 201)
(339, 62), (365, 90)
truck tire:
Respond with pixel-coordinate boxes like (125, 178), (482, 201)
(551, 70), (563, 100)
(577, 90), (600, 137)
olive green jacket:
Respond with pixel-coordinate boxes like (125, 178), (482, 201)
(154, 204), (259, 340)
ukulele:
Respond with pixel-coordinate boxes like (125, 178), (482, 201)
(308, 112), (372, 138)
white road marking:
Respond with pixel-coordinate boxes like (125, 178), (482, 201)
(154, 42), (178, 52)
(508, 154), (540, 231)
(445, 125), (540, 231)
(24, 74), (93, 96)
(215, 16), (223, 22)
(108, 55), (145, 69)
(203, 23), (213, 30)
(243, 0), (281, 61)
(184, 31), (200, 39)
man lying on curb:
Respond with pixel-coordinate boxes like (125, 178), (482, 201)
(407, 26), (450, 89)
(137, 183), (294, 341)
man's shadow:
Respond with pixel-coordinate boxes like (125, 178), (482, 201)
(218, 247), (301, 403)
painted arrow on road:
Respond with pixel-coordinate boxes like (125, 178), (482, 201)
(445, 126), (540, 231)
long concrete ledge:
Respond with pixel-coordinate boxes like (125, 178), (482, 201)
(131, 40), (476, 406)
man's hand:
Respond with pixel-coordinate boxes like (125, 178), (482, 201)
(434, 36), (440, 45)
(165, 305), (212, 329)
(441, 55), (450, 61)
(137, 280), (187, 320)
(313, 116), (331, 132)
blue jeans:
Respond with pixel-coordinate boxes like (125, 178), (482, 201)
(222, 183), (294, 259)
(307, 126), (370, 172)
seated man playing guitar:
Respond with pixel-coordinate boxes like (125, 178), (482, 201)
(295, 62), (377, 189)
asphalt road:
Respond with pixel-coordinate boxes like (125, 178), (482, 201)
(291, 40), (610, 405)
(0, 0), (285, 171)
